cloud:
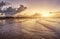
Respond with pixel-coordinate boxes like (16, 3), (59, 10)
(0, 1), (27, 16)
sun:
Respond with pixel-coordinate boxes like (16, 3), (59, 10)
(41, 12), (51, 17)
(41, 13), (49, 17)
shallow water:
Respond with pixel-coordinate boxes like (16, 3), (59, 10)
(0, 18), (60, 39)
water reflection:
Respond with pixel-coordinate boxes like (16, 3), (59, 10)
(0, 20), (5, 25)
(0, 18), (60, 39)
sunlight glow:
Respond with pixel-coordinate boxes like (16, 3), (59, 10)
(41, 13), (50, 17)
(41, 12), (52, 17)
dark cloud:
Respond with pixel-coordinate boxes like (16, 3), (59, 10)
(0, 1), (27, 16)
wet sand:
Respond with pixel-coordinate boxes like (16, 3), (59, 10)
(0, 18), (60, 39)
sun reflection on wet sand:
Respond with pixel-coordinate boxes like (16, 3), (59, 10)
(0, 18), (60, 39)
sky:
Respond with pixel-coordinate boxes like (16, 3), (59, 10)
(0, 0), (60, 15)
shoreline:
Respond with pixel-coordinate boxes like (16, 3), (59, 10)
(0, 17), (60, 19)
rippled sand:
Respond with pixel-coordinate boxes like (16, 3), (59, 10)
(0, 18), (60, 39)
